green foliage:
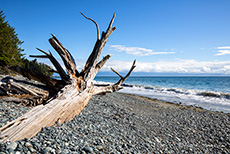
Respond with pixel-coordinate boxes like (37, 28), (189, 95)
(22, 59), (53, 76)
(0, 10), (52, 76)
(0, 10), (24, 67)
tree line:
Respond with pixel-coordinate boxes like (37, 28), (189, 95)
(0, 10), (52, 76)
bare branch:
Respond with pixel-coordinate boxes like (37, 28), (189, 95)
(92, 60), (136, 95)
(122, 60), (136, 81)
(48, 68), (58, 73)
(51, 34), (77, 67)
(106, 12), (116, 33)
(81, 14), (116, 84)
(111, 67), (123, 79)
(30, 55), (49, 58)
(33, 48), (69, 82)
(95, 55), (111, 72)
(49, 36), (79, 77)
(36, 48), (50, 56)
(80, 12), (100, 40)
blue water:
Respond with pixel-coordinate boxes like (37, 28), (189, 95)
(95, 76), (230, 93)
(94, 76), (230, 113)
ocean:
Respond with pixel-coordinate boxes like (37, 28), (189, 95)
(94, 76), (230, 113)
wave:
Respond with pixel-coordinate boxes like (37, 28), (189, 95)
(121, 83), (230, 100)
(93, 80), (230, 113)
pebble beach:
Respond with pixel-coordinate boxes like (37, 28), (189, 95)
(0, 90), (230, 153)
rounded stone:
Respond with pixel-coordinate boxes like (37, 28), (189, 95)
(6, 142), (18, 150)
(28, 147), (34, 152)
(83, 146), (94, 153)
(8, 148), (14, 154)
(97, 145), (103, 151)
(25, 142), (32, 147)
(41, 149), (49, 154)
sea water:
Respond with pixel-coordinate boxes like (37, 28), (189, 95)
(94, 76), (230, 113)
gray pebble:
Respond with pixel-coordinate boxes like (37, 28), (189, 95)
(28, 147), (34, 153)
(41, 149), (48, 154)
(25, 142), (32, 148)
(83, 146), (93, 153)
(8, 148), (14, 154)
(6, 142), (17, 150)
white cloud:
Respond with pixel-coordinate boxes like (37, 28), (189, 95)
(42, 58), (230, 75)
(215, 50), (230, 56)
(110, 45), (175, 56)
(216, 46), (230, 50)
(99, 59), (230, 74)
(215, 46), (230, 56)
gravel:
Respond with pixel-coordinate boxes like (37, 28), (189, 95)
(0, 90), (230, 153)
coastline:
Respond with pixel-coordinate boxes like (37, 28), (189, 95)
(95, 76), (230, 113)
(120, 92), (230, 115)
(0, 91), (229, 153)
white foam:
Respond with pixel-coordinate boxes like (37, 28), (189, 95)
(120, 86), (230, 113)
(94, 80), (230, 113)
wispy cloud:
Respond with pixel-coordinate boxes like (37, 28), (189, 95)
(215, 46), (230, 56)
(99, 59), (230, 74)
(216, 46), (230, 50)
(110, 45), (175, 56)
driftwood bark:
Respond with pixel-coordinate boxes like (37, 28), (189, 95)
(0, 13), (136, 142)
(0, 77), (48, 106)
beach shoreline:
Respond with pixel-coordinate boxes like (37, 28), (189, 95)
(119, 92), (230, 116)
(0, 90), (229, 153)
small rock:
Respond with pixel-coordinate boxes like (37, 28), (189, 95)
(32, 142), (40, 150)
(83, 146), (94, 153)
(45, 147), (55, 153)
(61, 149), (69, 154)
(41, 149), (49, 154)
(45, 147), (53, 151)
(28, 147), (34, 152)
(6, 142), (18, 150)
(8, 148), (14, 154)
(154, 137), (160, 143)
(97, 145), (103, 151)
(25, 142), (32, 147)
(26, 151), (31, 154)
(175, 137), (181, 142)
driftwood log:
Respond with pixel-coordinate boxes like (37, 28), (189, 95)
(0, 76), (49, 106)
(0, 13), (136, 142)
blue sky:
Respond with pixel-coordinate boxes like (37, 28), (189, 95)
(1, 0), (230, 75)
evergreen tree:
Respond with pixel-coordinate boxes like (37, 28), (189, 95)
(0, 10), (52, 76)
(22, 59), (53, 76)
(0, 10), (24, 67)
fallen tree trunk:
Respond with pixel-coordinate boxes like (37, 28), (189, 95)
(0, 12), (136, 142)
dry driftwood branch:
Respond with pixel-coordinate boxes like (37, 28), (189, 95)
(0, 12), (135, 142)
(93, 60), (136, 95)
(80, 13), (116, 83)
(31, 48), (69, 82)
(49, 35), (79, 77)
(80, 12), (100, 40)
(9, 65), (62, 92)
